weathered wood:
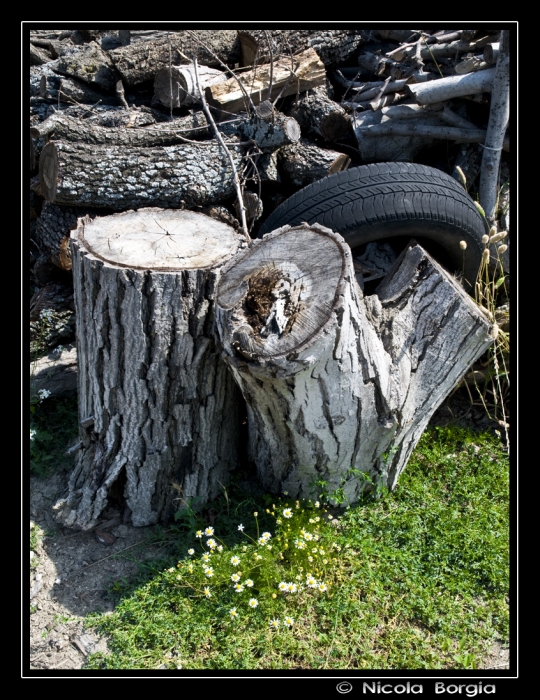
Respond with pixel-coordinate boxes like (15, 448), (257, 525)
(287, 86), (351, 141)
(233, 113), (301, 152)
(479, 30), (510, 221)
(357, 119), (510, 151)
(36, 139), (244, 210)
(205, 48), (326, 114)
(31, 111), (212, 147)
(238, 29), (364, 67)
(278, 140), (350, 187)
(154, 64), (229, 109)
(52, 43), (120, 92)
(381, 103), (444, 119)
(34, 202), (101, 271)
(30, 43), (53, 65)
(52, 208), (245, 530)
(406, 67), (497, 104)
(39, 73), (121, 106)
(352, 110), (433, 162)
(109, 31), (240, 87)
(451, 143), (482, 190)
(215, 224), (494, 501)
(483, 42), (500, 65)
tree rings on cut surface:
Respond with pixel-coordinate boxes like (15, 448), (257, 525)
(77, 208), (241, 271)
(217, 224), (346, 360)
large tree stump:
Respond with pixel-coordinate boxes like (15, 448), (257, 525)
(53, 208), (245, 530)
(215, 223), (494, 503)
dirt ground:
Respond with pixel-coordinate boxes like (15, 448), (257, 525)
(28, 393), (510, 673)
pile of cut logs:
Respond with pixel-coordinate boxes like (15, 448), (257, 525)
(28, 27), (509, 528)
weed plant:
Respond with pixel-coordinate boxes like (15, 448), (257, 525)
(86, 426), (509, 671)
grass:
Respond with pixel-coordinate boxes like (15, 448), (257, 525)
(83, 425), (509, 671)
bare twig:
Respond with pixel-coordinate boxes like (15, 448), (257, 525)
(193, 58), (250, 244)
(186, 29), (257, 116)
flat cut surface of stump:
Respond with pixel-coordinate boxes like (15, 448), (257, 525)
(80, 209), (239, 270)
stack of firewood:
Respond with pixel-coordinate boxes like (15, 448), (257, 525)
(29, 27), (510, 368)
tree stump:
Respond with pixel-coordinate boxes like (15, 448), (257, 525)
(53, 208), (245, 529)
(215, 223), (494, 503)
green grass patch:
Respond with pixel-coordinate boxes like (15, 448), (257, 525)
(85, 426), (509, 670)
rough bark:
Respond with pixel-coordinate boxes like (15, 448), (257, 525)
(154, 64), (229, 109)
(215, 223), (494, 501)
(52, 43), (121, 91)
(238, 29), (364, 67)
(31, 111), (212, 147)
(479, 30), (510, 221)
(287, 86), (351, 142)
(53, 208), (245, 530)
(36, 139), (244, 210)
(39, 73), (121, 106)
(406, 67), (497, 104)
(205, 48), (326, 114)
(109, 31), (240, 87)
(451, 143), (482, 191)
(233, 113), (301, 152)
(278, 140), (350, 187)
(34, 202), (101, 271)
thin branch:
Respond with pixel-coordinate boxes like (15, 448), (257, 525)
(185, 29), (257, 116)
(193, 57), (250, 245)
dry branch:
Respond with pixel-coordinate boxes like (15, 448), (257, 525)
(406, 67), (497, 104)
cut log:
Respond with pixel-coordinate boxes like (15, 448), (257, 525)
(233, 113), (301, 152)
(53, 208), (245, 530)
(34, 202), (102, 271)
(278, 140), (350, 187)
(287, 86), (351, 141)
(215, 223), (494, 501)
(238, 29), (364, 67)
(205, 48), (326, 114)
(357, 119), (510, 151)
(109, 31), (240, 87)
(52, 43), (120, 91)
(406, 67), (497, 104)
(31, 111), (213, 147)
(36, 139), (244, 210)
(154, 64), (229, 109)
(39, 73), (121, 106)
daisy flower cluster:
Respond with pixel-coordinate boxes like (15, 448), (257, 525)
(166, 496), (338, 631)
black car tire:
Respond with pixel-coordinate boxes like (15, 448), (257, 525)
(258, 162), (488, 290)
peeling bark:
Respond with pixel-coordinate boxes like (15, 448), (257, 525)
(215, 224), (493, 503)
